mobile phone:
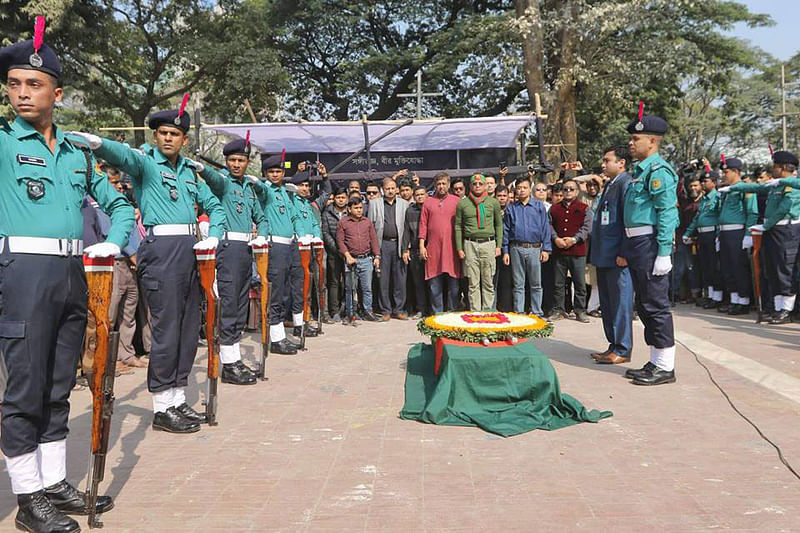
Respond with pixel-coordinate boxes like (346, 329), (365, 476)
(499, 160), (507, 169)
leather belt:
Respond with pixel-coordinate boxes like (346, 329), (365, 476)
(269, 235), (295, 245)
(3, 236), (84, 256)
(465, 236), (495, 243)
(147, 224), (196, 236)
(719, 224), (744, 231)
(353, 253), (373, 259)
(774, 218), (800, 226)
(697, 226), (716, 233)
(625, 225), (654, 238)
(383, 237), (398, 242)
(511, 241), (542, 248)
(224, 231), (251, 242)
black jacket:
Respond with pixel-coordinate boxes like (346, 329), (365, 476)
(402, 203), (423, 253)
(321, 203), (348, 254)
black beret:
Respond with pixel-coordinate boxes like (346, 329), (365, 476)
(261, 154), (286, 172)
(0, 40), (61, 81)
(627, 115), (668, 135)
(701, 170), (720, 182)
(773, 150), (799, 167)
(288, 171), (310, 185)
(720, 157), (743, 170)
(147, 110), (190, 133)
(223, 138), (250, 157)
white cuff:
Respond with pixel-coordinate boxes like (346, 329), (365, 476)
(650, 346), (675, 372)
(152, 389), (174, 413)
(220, 344), (239, 365)
(5, 450), (42, 494)
(38, 440), (67, 488)
(293, 312), (304, 327)
(270, 323), (286, 342)
(173, 387), (186, 407)
(783, 295), (797, 311)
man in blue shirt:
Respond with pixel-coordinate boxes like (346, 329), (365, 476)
(589, 146), (634, 365)
(502, 177), (552, 315)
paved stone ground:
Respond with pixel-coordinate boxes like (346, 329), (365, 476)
(2, 305), (799, 532)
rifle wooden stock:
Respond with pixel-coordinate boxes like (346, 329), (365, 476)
(253, 244), (270, 380)
(752, 232), (763, 323)
(196, 249), (219, 426)
(313, 242), (325, 335)
(83, 255), (119, 529)
(299, 243), (312, 349)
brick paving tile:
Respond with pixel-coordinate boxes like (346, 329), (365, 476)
(1, 307), (799, 532)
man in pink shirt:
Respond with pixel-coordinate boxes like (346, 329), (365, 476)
(419, 172), (462, 313)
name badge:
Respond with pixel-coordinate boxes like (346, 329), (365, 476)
(601, 210), (610, 226)
(17, 154), (46, 167)
(160, 171), (176, 180)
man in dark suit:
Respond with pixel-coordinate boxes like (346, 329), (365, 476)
(589, 146), (634, 364)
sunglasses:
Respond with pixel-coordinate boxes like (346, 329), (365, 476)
(534, 188), (547, 192)
(563, 187), (577, 192)
(366, 190), (380, 195)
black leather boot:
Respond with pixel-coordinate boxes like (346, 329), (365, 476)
(15, 490), (79, 532)
(221, 361), (257, 385)
(152, 407), (200, 433)
(175, 403), (207, 424)
(44, 480), (114, 516)
(624, 361), (656, 380)
(270, 339), (298, 355)
(631, 366), (676, 386)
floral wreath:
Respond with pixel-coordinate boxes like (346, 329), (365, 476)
(418, 311), (552, 344)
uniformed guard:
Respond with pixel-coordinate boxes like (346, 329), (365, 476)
(621, 106), (679, 386)
(248, 155), (304, 354)
(198, 136), (269, 384)
(0, 19), (134, 532)
(72, 97), (226, 433)
(287, 171), (323, 338)
(682, 169), (722, 309)
(723, 150), (800, 324)
(716, 155), (758, 315)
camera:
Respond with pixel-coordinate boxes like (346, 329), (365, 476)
(681, 158), (703, 175)
(303, 160), (320, 171)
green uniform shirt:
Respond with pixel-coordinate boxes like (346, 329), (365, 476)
(731, 180), (800, 230)
(200, 166), (268, 237)
(454, 195), (503, 251)
(624, 152), (679, 257)
(717, 186), (758, 232)
(251, 179), (301, 239)
(0, 117), (134, 247)
(94, 140), (225, 238)
(684, 189), (719, 238)
(291, 193), (321, 238)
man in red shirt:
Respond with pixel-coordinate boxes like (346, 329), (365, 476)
(336, 198), (381, 323)
(547, 179), (593, 322)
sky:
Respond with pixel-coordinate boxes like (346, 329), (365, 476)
(731, 0), (799, 61)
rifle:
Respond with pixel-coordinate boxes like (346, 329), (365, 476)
(312, 240), (325, 335)
(83, 255), (120, 530)
(298, 241), (313, 349)
(195, 249), (219, 426)
(751, 230), (763, 323)
(253, 243), (271, 379)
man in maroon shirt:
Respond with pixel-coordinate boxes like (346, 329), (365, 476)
(547, 179), (593, 322)
(337, 198), (381, 323)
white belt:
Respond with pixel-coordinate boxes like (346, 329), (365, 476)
(697, 226), (716, 233)
(719, 224), (744, 231)
(3, 236), (83, 256)
(224, 231), (251, 242)
(148, 224), (197, 236)
(625, 225), (654, 238)
(269, 235), (294, 245)
(774, 218), (800, 226)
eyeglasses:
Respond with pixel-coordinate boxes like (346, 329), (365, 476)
(534, 188), (547, 192)
(563, 187), (577, 192)
(366, 190), (379, 195)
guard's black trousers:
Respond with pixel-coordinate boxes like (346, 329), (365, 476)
(138, 235), (201, 393)
(719, 228), (751, 298)
(764, 224), (800, 296)
(623, 234), (674, 349)
(0, 252), (86, 457)
(217, 240), (252, 345)
(696, 232), (720, 291)
(268, 242), (303, 326)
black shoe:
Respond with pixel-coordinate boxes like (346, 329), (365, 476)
(717, 303), (730, 313)
(328, 313), (340, 324)
(624, 361), (656, 380)
(44, 480), (114, 516)
(221, 361), (257, 385)
(152, 407), (200, 433)
(175, 402), (207, 424)
(702, 300), (719, 309)
(727, 304), (749, 316)
(270, 339), (298, 354)
(631, 367), (676, 386)
(362, 312), (380, 322)
(575, 311), (590, 323)
(695, 298), (707, 307)
(587, 309), (602, 318)
(769, 310), (792, 324)
(15, 490), (79, 533)
(297, 324), (320, 337)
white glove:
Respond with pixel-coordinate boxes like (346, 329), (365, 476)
(248, 236), (268, 247)
(717, 186), (731, 193)
(68, 131), (102, 150)
(652, 255), (672, 276)
(84, 242), (121, 258)
(749, 224), (765, 234)
(742, 235), (753, 249)
(285, 183), (298, 193)
(185, 158), (204, 173)
(246, 174), (261, 185)
(764, 179), (781, 188)
(193, 237), (219, 250)
(715, 237), (720, 252)
(298, 235), (313, 246)
(681, 235), (692, 245)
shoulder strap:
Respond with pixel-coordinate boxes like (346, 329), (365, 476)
(65, 138), (95, 193)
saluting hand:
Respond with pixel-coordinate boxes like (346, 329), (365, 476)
(68, 131), (102, 150)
